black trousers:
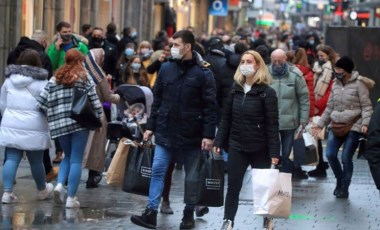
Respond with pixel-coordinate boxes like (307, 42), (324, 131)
(224, 147), (271, 221)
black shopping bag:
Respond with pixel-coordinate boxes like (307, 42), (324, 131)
(357, 135), (367, 160)
(122, 143), (154, 196)
(197, 151), (225, 207)
(293, 138), (318, 166)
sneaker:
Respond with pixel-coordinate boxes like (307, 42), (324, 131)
(263, 217), (274, 230)
(37, 183), (54, 200)
(220, 219), (233, 230)
(46, 166), (59, 182)
(160, 201), (173, 214)
(66, 196), (80, 208)
(2, 192), (18, 204)
(131, 208), (157, 229)
(195, 206), (209, 217)
(54, 183), (66, 204)
(180, 209), (195, 229)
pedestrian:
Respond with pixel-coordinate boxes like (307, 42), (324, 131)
(213, 50), (280, 230)
(268, 49), (310, 178)
(6, 30), (59, 182)
(83, 48), (121, 188)
(365, 99), (380, 193)
(0, 49), (53, 203)
(312, 56), (373, 199)
(122, 55), (149, 87)
(37, 49), (103, 208)
(137, 41), (155, 86)
(116, 42), (136, 87)
(130, 29), (217, 230)
(47, 21), (89, 164)
(105, 22), (120, 46)
(308, 45), (337, 178)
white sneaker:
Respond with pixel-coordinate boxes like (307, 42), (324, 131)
(263, 217), (274, 230)
(66, 196), (80, 208)
(2, 192), (18, 204)
(37, 183), (54, 200)
(54, 183), (66, 204)
(220, 219), (233, 230)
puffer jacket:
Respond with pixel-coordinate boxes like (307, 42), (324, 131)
(0, 65), (51, 150)
(317, 71), (374, 132)
(268, 63), (310, 130)
(295, 64), (315, 118)
(214, 83), (280, 158)
(146, 52), (217, 148)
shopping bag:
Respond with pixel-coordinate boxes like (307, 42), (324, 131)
(197, 151), (225, 207)
(122, 142), (154, 196)
(106, 138), (132, 186)
(252, 168), (292, 218)
(293, 137), (319, 166)
(357, 135), (367, 160)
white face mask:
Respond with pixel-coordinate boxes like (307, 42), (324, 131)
(240, 64), (255, 77)
(171, 47), (183, 60)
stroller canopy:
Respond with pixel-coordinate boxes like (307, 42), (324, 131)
(115, 84), (153, 116)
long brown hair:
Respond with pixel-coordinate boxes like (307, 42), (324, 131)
(55, 49), (87, 86)
(124, 56), (148, 86)
(293, 48), (309, 67)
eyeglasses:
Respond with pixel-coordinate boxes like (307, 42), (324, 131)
(271, 60), (285, 65)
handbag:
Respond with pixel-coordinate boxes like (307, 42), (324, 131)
(292, 130), (319, 166)
(197, 151), (225, 207)
(70, 86), (102, 130)
(331, 116), (360, 137)
(122, 142), (154, 196)
(106, 138), (134, 186)
(252, 168), (292, 218)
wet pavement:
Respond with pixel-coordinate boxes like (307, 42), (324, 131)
(0, 145), (379, 230)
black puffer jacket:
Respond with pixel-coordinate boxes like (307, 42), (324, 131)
(146, 52), (217, 148)
(214, 83), (280, 158)
(365, 101), (380, 190)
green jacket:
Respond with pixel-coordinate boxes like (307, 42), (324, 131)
(269, 64), (310, 130)
(47, 37), (88, 71)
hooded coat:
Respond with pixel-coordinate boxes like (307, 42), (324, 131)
(0, 65), (50, 150)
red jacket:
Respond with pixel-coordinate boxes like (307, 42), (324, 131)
(295, 64), (315, 118)
(315, 80), (333, 116)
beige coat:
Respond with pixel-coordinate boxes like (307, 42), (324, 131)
(317, 71), (374, 133)
(83, 80), (120, 171)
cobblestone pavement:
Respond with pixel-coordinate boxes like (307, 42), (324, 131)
(0, 146), (379, 230)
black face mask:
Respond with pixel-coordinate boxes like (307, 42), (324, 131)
(334, 72), (345, 80)
(318, 59), (326, 66)
(60, 34), (72, 42)
(90, 37), (104, 48)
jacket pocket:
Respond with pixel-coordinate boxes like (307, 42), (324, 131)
(181, 111), (203, 138)
(155, 109), (168, 133)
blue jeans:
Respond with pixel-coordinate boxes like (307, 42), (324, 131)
(57, 129), (89, 197)
(3, 147), (46, 192)
(147, 144), (202, 211)
(280, 129), (296, 173)
(325, 130), (360, 185)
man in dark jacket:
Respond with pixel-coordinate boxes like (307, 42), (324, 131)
(131, 30), (217, 230)
(365, 99), (380, 192)
(88, 27), (117, 78)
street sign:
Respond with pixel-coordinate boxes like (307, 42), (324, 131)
(208, 0), (228, 17)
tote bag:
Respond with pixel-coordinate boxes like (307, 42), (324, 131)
(252, 168), (292, 218)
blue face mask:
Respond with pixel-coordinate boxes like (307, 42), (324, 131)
(272, 63), (288, 76)
(124, 48), (134, 57)
(131, 31), (137, 38)
(131, 63), (141, 72)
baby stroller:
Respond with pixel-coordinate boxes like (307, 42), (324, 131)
(100, 84), (153, 182)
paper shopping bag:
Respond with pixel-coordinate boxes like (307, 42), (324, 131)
(106, 138), (131, 186)
(252, 168), (292, 218)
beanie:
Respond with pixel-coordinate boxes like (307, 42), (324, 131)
(335, 56), (354, 73)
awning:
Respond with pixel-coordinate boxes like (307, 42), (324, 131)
(350, 0), (380, 8)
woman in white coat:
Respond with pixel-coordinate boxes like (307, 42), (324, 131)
(0, 49), (53, 203)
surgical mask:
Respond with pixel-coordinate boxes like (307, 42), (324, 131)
(171, 47), (183, 60)
(309, 40), (315, 46)
(272, 63), (287, 76)
(334, 72), (345, 80)
(141, 48), (150, 54)
(131, 31), (137, 38)
(131, 63), (141, 72)
(318, 59), (326, 66)
(125, 48), (134, 57)
(60, 34), (72, 42)
(240, 64), (255, 77)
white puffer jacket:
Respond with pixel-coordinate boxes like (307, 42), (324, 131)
(0, 65), (51, 150)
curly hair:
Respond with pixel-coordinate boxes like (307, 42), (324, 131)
(55, 49), (88, 86)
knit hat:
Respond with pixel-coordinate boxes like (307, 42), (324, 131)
(335, 56), (354, 73)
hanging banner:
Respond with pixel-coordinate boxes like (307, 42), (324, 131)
(209, 0), (228, 17)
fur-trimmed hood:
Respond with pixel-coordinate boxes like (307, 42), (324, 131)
(5, 64), (48, 88)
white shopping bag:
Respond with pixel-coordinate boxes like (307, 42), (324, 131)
(252, 168), (292, 218)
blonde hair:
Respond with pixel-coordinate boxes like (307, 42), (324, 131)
(234, 50), (271, 87)
(137, 40), (152, 53)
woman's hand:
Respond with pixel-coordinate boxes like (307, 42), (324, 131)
(213, 147), (221, 154)
(362, 125), (368, 135)
(311, 125), (322, 137)
(271, 157), (279, 166)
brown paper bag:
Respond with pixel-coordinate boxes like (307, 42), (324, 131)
(106, 138), (131, 186)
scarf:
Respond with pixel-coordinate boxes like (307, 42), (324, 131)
(313, 61), (333, 101)
(84, 48), (106, 85)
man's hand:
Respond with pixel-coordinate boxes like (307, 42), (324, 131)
(271, 157), (279, 165)
(143, 130), (153, 141)
(55, 38), (63, 51)
(362, 125), (368, 135)
(201, 138), (213, 151)
(213, 147), (221, 154)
